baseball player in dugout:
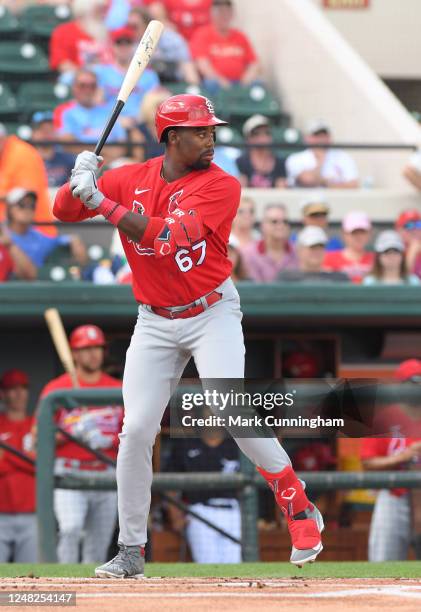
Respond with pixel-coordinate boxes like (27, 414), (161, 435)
(0, 370), (37, 563)
(54, 94), (324, 578)
(39, 325), (123, 564)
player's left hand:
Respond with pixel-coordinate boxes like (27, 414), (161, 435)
(70, 169), (105, 209)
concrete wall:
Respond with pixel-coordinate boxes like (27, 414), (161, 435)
(234, 0), (421, 189)
(313, 0), (421, 78)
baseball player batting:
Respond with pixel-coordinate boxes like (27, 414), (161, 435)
(54, 94), (324, 578)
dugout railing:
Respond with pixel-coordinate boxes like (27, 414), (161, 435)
(37, 388), (421, 563)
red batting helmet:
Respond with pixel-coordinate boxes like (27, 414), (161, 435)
(69, 325), (106, 350)
(155, 94), (227, 142)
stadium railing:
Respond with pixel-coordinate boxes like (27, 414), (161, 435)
(37, 388), (421, 563)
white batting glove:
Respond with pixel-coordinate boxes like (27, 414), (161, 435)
(70, 169), (105, 209)
(72, 151), (104, 177)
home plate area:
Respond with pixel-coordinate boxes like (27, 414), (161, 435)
(2, 578), (421, 611)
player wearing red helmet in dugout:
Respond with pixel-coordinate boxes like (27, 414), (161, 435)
(39, 324), (122, 564)
(54, 94), (324, 578)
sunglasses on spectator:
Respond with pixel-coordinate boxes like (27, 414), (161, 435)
(404, 221), (421, 230)
(238, 208), (255, 215)
(114, 38), (134, 45)
(265, 218), (288, 225)
(308, 212), (328, 219)
(16, 201), (36, 210)
(75, 81), (97, 89)
(250, 127), (271, 137)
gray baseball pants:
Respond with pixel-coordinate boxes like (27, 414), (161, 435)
(118, 277), (291, 545)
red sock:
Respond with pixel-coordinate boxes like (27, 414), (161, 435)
(257, 465), (312, 517)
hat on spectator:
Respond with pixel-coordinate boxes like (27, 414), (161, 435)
(395, 209), (421, 229)
(243, 114), (270, 138)
(297, 226), (328, 248)
(111, 26), (136, 42)
(342, 211), (371, 233)
(283, 351), (319, 378)
(374, 230), (404, 254)
(0, 123), (7, 137)
(394, 359), (421, 382)
(228, 233), (241, 249)
(300, 192), (330, 216)
(306, 119), (330, 135)
(0, 369), (29, 390)
(31, 111), (54, 126)
(6, 187), (37, 206)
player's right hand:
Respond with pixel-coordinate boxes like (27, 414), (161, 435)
(72, 151), (104, 178)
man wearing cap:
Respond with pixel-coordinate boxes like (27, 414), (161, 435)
(31, 112), (76, 188)
(0, 123), (55, 236)
(285, 120), (359, 189)
(361, 360), (421, 561)
(0, 369), (37, 562)
(323, 211), (374, 283)
(236, 115), (287, 189)
(290, 192), (343, 252)
(0, 213), (36, 282)
(93, 26), (160, 122)
(278, 226), (348, 283)
(190, 0), (261, 91)
(39, 325), (123, 563)
(396, 209), (421, 280)
(5, 188), (86, 270)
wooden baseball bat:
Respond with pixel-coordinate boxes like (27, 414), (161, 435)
(94, 19), (164, 155)
(44, 308), (79, 388)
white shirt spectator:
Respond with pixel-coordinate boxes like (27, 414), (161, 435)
(286, 149), (359, 187)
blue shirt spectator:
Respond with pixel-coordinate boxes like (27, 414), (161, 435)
(31, 112), (76, 188)
(94, 27), (160, 121)
(5, 188), (87, 269)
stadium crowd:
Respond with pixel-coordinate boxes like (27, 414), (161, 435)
(1, 0), (421, 566)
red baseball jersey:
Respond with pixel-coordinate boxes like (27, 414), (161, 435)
(54, 156), (241, 307)
(40, 373), (123, 463)
(0, 414), (35, 513)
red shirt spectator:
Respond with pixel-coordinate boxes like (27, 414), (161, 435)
(144, 0), (212, 40)
(190, 0), (259, 85)
(49, 1), (111, 76)
(324, 211), (374, 283)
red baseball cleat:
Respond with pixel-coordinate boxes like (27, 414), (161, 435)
(288, 504), (324, 567)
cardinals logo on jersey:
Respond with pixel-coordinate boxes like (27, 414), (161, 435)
(168, 190), (184, 214)
(128, 199), (154, 256)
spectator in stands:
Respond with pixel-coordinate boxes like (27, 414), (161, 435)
(361, 359), (421, 561)
(128, 7), (200, 85)
(0, 123), (55, 236)
(395, 209), (421, 280)
(286, 120), (360, 189)
(363, 231), (419, 286)
(39, 325), (123, 563)
(143, 0), (212, 41)
(278, 227), (348, 282)
(50, 0), (111, 84)
(94, 26), (160, 122)
(231, 196), (259, 249)
(0, 221), (37, 282)
(5, 188), (86, 270)
(54, 69), (127, 164)
(236, 115), (287, 189)
(298, 193), (343, 251)
(324, 211), (374, 283)
(137, 89), (169, 161)
(403, 148), (421, 192)
(241, 204), (297, 282)
(190, 0), (261, 92)
(227, 235), (249, 282)
(31, 112), (76, 188)
(0, 369), (37, 562)
(164, 423), (241, 563)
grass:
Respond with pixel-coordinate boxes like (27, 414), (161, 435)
(0, 562), (421, 579)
